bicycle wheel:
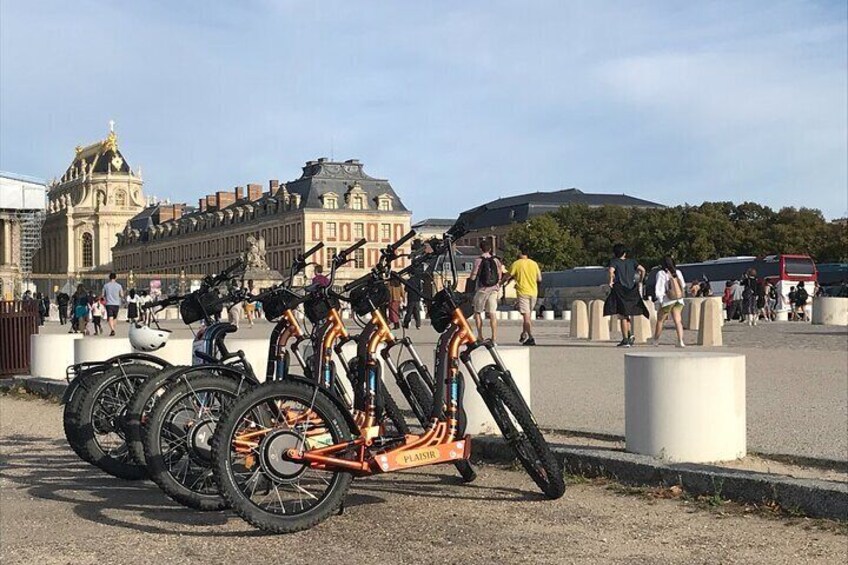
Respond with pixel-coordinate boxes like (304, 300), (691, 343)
(64, 369), (107, 464)
(380, 382), (410, 436)
(143, 373), (250, 510)
(212, 381), (353, 533)
(479, 365), (565, 499)
(77, 364), (159, 480)
(125, 366), (186, 466)
(406, 370), (477, 483)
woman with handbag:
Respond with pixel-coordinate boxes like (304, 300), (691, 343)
(652, 256), (686, 347)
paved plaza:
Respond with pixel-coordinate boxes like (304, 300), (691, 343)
(35, 316), (848, 463)
(1, 396), (845, 565)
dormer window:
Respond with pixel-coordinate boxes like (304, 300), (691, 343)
(322, 192), (339, 209)
(345, 182), (368, 210)
(376, 194), (393, 211)
(352, 195), (364, 210)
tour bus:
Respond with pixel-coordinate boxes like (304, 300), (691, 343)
(540, 254), (817, 312)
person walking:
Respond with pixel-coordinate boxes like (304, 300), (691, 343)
(652, 256), (687, 347)
(603, 243), (648, 347)
(387, 278), (405, 330)
(469, 239), (505, 343)
(126, 289), (140, 323)
(731, 279), (745, 322)
(57, 290), (70, 326)
(71, 284), (88, 334)
(403, 241), (433, 330)
(91, 297), (106, 335)
(35, 292), (48, 326)
(794, 281), (810, 321)
(243, 279), (257, 328)
(505, 247), (542, 346)
(312, 266), (330, 288)
(101, 273), (123, 336)
(740, 268), (759, 326)
(722, 281), (734, 321)
(228, 281), (242, 330)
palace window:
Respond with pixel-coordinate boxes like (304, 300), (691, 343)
(323, 195), (338, 209)
(354, 222), (364, 239)
(377, 196), (392, 211)
(326, 222), (337, 239)
(326, 247), (337, 261)
(351, 195), (364, 210)
(82, 233), (93, 267)
(114, 190), (127, 206)
(380, 223), (391, 240)
(354, 248), (365, 269)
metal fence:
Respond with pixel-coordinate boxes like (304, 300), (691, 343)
(0, 300), (39, 376)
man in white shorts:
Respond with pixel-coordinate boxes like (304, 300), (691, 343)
(469, 239), (504, 342)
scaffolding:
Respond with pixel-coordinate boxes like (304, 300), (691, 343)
(17, 209), (45, 282)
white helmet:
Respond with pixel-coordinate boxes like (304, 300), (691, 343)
(129, 324), (171, 352)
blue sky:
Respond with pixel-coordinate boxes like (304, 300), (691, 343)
(1, 1), (846, 219)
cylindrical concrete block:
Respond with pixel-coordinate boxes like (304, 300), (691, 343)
(625, 352), (746, 462)
(30, 334), (82, 380)
(569, 300), (588, 339)
(228, 338), (271, 382)
(496, 311), (506, 320)
(563, 310), (571, 323)
(698, 299), (723, 346)
(154, 337), (194, 366)
(75, 338), (133, 364)
(686, 298), (706, 331)
(774, 310), (788, 322)
(812, 297), (847, 326)
(542, 310), (554, 320)
(508, 310), (522, 321)
(588, 300), (610, 341)
(459, 346), (531, 435)
(632, 314), (651, 344)
(530, 311), (537, 320)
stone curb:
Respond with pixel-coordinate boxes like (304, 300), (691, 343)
(4, 376), (845, 521)
(472, 436), (848, 521)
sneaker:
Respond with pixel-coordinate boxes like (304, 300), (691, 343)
(651, 338), (660, 347)
(676, 341), (686, 348)
(109, 330), (115, 337)
(524, 337), (536, 346)
(519, 332), (528, 344)
(616, 337), (629, 347)
(628, 335), (636, 346)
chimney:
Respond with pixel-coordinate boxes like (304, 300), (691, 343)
(158, 206), (174, 223)
(344, 159), (360, 164)
(206, 194), (216, 211)
(269, 179), (279, 195)
(198, 198), (207, 212)
(172, 203), (184, 220)
(247, 183), (262, 201)
(235, 186), (244, 200)
(216, 190), (236, 210)
(317, 157), (328, 163)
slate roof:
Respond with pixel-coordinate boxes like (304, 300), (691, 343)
(128, 205), (160, 232)
(63, 131), (132, 179)
(412, 218), (456, 228)
(285, 158), (409, 212)
(457, 188), (663, 230)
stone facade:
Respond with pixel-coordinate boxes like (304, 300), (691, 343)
(111, 159), (413, 285)
(32, 126), (145, 275)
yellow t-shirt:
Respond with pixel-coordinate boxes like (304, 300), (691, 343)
(509, 258), (541, 297)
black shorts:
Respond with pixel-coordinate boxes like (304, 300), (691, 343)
(106, 305), (120, 319)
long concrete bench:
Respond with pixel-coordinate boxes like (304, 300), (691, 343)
(624, 351), (746, 463)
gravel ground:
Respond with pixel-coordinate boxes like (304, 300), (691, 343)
(38, 319), (848, 461)
(1, 396), (846, 565)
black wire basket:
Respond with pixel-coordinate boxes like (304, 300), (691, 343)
(261, 288), (300, 321)
(430, 289), (472, 333)
(180, 288), (223, 324)
(304, 294), (341, 324)
(349, 282), (389, 316)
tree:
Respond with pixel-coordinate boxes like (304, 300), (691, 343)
(504, 215), (578, 270)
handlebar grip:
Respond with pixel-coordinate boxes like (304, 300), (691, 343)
(343, 238), (367, 256)
(390, 229), (416, 251)
(302, 242), (324, 260)
(343, 272), (373, 292)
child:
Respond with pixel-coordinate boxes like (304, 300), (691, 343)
(91, 297), (106, 335)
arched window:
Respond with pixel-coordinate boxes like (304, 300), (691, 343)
(82, 233), (93, 267)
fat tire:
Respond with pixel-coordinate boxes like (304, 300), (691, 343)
(63, 370), (106, 464)
(143, 373), (247, 510)
(212, 381), (353, 533)
(380, 383), (410, 436)
(125, 366), (187, 466)
(77, 365), (158, 480)
(481, 367), (565, 499)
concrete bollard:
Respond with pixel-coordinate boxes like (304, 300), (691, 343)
(75, 337), (133, 364)
(698, 299), (723, 346)
(228, 338), (271, 382)
(625, 352), (746, 462)
(774, 309), (789, 322)
(542, 310), (554, 320)
(508, 310), (522, 321)
(812, 297), (848, 326)
(569, 301), (588, 339)
(496, 311), (506, 320)
(154, 337), (194, 366)
(588, 300), (610, 341)
(31, 334), (82, 380)
(459, 346), (531, 435)
(686, 298), (706, 331)
(632, 314), (652, 344)
(563, 310), (571, 323)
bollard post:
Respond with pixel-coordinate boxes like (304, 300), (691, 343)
(588, 300), (610, 341)
(569, 300), (588, 339)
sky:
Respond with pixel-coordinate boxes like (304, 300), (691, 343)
(1, 1), (846, 219)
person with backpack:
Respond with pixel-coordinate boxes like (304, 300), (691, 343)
(469, 239), (505, 342)
(794, 281), (809, 321)
(741, 268), (760, 326)
(603, 243), (648, 347)
(56, 290), (70, 325)
(652, 256), (686, 347)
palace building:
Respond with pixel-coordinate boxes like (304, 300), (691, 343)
(111, 158), (413, 284)
(32, 124), (146, 276)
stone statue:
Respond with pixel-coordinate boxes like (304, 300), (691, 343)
(244, 234), (269, 270)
